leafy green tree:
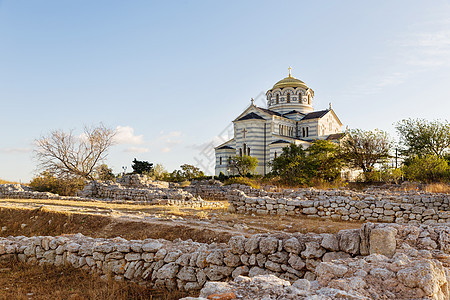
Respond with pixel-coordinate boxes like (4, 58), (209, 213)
(180, 164), (205, 180)
(95, 164), (115, 181)
(229, 155), (259, 176)
(131, 158), (153, 175)
(152, 163), (169, 180)
(341, 129), (392, 173)
(403, 155), (449, 183)
(396, 118), (450, 158)
(307, 140), (342, 182)
(270, 144), (311, 185)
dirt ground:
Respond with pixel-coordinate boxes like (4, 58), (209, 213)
(0, 198), (362, 243)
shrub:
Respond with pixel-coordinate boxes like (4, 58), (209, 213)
(29, 172), (86, 196)
(223, 176), (260, 189)
(403, 155), (449, 183)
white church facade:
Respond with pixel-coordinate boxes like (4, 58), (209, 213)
(215, 69), (344, 176)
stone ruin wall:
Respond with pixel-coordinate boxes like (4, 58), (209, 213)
(225, 185), (450, 224)
(0, 183), (226, 209)
(0, 222), (449, 299)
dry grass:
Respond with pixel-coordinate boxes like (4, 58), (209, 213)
(0, 178), (20, 184)
(0, 206), (233, 243)
(424, 183), (450, 193)
(0, 258), (187, 300)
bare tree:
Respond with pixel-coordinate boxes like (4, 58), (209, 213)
(35, 124), (116, 180)
(341, 129), (392, 173)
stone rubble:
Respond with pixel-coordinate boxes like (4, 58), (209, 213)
(0, 222), (448, 299)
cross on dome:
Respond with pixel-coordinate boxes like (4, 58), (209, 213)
(288, 66), (292, 77)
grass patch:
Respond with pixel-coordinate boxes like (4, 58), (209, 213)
(0, 258), (187, 299)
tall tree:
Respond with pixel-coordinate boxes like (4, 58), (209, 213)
(341, 129), (392, 173)
(307, 140), (342, 182)
(229, 155), (258, 176)
(395, 118), (450, 158)
(180, 164), (204, 180)
(131, 159), (153, 175)
(270, 144), (311, 185)
(35, 124), (116, 180)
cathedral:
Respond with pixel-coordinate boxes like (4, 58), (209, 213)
(215, 68), (344, 176)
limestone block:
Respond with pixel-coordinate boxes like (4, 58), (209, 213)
(321, 234), (339, 251)
(301, 242), (326, 259)
(259, 237), (279, 255)
(338, 229), (360, 255)
(369, 227), (397, 258)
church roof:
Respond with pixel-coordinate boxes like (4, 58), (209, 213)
(270, 139), (291, 145)
(302, 109), (330, 120)
(236, 112), (265, 121)
(283, 110), (305, 116)
(217, 145), (235, 150)
(256, 106), (282, 116)
(326, 133), (346, 140)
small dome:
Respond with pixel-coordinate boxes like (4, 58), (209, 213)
(270, 76), (309, 90)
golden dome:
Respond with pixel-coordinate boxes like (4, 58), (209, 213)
(268, 68), (310, 91)
(271, 76), (309, 90)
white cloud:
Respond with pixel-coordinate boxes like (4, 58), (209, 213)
(115, 126), (144, 145)
(0, 148), (31, 154)
(402, 30), (450, 68)
(157, 131), (183, 153)
(123, 147), (149, 153)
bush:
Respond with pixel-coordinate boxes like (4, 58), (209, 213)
(403, 155), (449, 183)
(223, 176), (260, 189)
(29, 172), (86, 196)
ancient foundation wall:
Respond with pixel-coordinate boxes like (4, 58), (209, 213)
(0, 223), (448, 293)
(226, 187), (450, 224)
(0, 184), (226, 209)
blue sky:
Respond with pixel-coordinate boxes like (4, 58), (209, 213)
(1, 1), (450, 182)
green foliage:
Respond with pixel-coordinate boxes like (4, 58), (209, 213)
(223, 176), (260, 189)
(403, 155), (449, 183)
(341, 128), (392, 173)
(218, 172), (226, 181)
(229, 155), (259, 176)
(379, 165), (403, 184)
(29, 171), (86, 196)
(180, 164), (205, 180)
(307, 140), (342, 182)
(162, 164), (206, 182)
(152, 163), (169, 181)
(131, 158), (153, 175)
(270, 144), (310, 185)
(95, 164), (115, 181)
(270, 141), (342, 186)
(396, 118), (450, 158)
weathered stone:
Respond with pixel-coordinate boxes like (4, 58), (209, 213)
(228, 236), (246, 254)
(301, 242), (326, 259)
(259, 237), (279, 255)
(338, 229), (360, 255)
(369, 227), (397, 258)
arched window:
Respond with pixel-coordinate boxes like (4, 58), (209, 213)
(276, 94), (279, 104)
(243, 143), (247, 155)
(219, 157), (222, 165)
(287, 93), (290, 103)
(279, 124), (282, 134)
(274, 151), (277, 158)
(298, 93), (302, 102)
(239, 148), (242, 157)
(306, 127), (309, 137)
(247, 147), (250, 156)
(302, 127), (305, 137)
